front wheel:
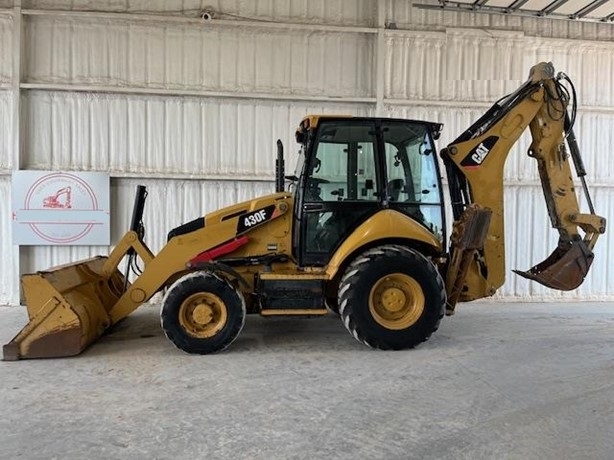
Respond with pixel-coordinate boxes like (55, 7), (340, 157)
(161, 271), (246, 354)
(338, 245), (446, 350)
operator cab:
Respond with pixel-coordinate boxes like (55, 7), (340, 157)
(292, 116), (446, 266)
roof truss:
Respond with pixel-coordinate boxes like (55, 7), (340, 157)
(415, 0), (614, 23)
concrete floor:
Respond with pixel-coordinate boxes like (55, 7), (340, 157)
(0, 302), (612, 460)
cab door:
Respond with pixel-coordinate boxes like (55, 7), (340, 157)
(296, 120), (382, 266)
(381, 120), (445, 243)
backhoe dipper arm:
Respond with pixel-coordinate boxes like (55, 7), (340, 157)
(441, 62), (606, 303)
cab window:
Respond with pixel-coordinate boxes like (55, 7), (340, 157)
(302, 121), (379, 257)
(382, 121), (444, 240)
(307, 122), (378, 202)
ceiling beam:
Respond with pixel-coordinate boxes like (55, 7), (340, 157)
(505, 0), (531, 13)
(571, 0), (609, 19)
(415, 0), (614, 24)
(540, 0), (570, 16)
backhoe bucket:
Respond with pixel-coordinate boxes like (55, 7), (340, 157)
(513, 239), (594, 291)
(3, 257), (126, 360)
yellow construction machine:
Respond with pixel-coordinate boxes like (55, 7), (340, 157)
(3, 62), (606, 360)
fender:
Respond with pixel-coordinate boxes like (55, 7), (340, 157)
(325, 209), (442, 279)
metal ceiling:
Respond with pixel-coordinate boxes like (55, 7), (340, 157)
(414, 0), (614, 23)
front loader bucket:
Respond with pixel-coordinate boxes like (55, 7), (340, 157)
(3, 257), (125, 360)
(513, 239), (594, 291)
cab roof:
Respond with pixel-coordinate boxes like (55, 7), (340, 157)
(297, 115), (443, 139)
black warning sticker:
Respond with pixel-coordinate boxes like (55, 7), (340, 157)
(236, 204), (277, 234)
(460, 136), (499, 168)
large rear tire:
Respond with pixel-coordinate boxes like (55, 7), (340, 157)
(161, 271), (246, 354)
(338, 244), (446, 350)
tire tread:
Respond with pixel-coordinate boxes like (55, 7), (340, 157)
(338, 244), (446, 350)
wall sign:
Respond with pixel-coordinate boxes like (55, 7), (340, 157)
(12, 171), (110, 246)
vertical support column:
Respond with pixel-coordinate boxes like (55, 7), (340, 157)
(374, 0), (386, 116)
(12, 1), (22, 169)
(10, 1), (23, 305)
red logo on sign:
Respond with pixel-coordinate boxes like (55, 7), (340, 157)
(24, 173), (99, 244)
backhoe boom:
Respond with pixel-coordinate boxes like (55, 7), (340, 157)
(442, 62), (606, 305)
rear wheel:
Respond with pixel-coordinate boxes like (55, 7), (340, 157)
(338, 244), (446, 350)
(161, 271), (246, 354)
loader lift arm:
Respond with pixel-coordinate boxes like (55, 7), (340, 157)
(442, 62), (606, 306)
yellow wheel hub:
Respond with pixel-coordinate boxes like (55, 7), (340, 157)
(179, 292), (228, 338)
(369, 273), (425, 330)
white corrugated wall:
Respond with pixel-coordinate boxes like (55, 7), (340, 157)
(0, 0), (612, 304)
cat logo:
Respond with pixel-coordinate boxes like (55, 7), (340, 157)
(460, 136), (499, 168)
(472, 143), (490, 164)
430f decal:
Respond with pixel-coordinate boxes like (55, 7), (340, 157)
(237, 205), (276, 234)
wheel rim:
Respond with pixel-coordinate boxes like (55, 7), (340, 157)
(369, 273), (425, 330)
(178, 292), (228, 338)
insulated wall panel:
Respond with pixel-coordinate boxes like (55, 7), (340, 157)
(386, 33), (448, 101)
(0, 13), (11, 85)
(443, 30), (526, 102)
(24, 16), (374, 97)
(0, 91), (11, 170)
(24, 0), (377, 26)
(386, 30), (525, 101)
(523, 39), (614, 108)
(386, 31), (614, 108)
(23, 91), (372, 176)
(0, 177), (13, 304)
(387, 30), (525, 102)
(573, 111), (614, 185)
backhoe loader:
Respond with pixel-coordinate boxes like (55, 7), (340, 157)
(3, 62), (606, 360)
